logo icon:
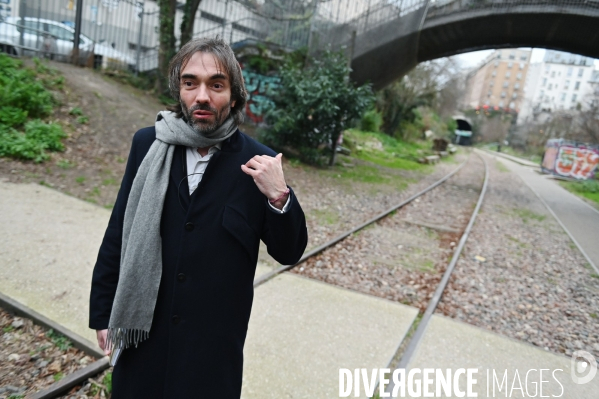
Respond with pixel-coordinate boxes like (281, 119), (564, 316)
(571, 350), (597, 384)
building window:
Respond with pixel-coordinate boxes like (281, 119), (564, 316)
(561, 93), (566, 101)
(542, 78), (547, 86)
(551, 71), (556, 78)
(520, 55), (527, 61)
(517, 73), (522, 80)
(509, 101), (516, 108)
(519, 63), (524, 70)
(564, 80), (570, 90)
(489, 81), (494, 87)
(508, 62), (513, 68)
(572, 94), (577, 103)
(514, 83), (520, 90)
(540, 90), (544, 98)
(499, 101), (504, 107)
(503, 81), (509, 88)
(575, 81), (580, 90)
(545, 65), (550, 74)
(509, 52), (515, 60)
(494, 61), (499, 67)
(506, 71), (511, 78)
(487, 90), (492, 97)
(512, 93), (517, 99)
(567, 67), (573, 77)
(501, 91), (506, 98)
(578, 68), (584, 77)
(548, 83), (553, 90)
(492, 71), (496, 77)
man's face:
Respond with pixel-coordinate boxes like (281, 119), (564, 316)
(179, 51), (236, 135)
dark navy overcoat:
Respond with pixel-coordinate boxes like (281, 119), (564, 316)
(89, 127), (308, 398)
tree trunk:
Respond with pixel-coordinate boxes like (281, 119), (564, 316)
(329, 132), (340, 167)
(180, 0), (202, 48)
(156, 0), (177, 95)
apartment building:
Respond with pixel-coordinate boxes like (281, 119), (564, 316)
(464, 48), (531, 111)
(518, 50), (597, 124)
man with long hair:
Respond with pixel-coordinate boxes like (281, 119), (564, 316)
(89, 37), (307, 398)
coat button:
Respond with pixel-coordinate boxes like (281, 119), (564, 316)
(185, 222), (194, 231)
(177, 273), (186, 282)
(172, 315), (180, 324)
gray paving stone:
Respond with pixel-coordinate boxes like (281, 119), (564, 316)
(243, 273), (418, 399)
(407, 315), (599, 398)
(0, 181), (108, 344)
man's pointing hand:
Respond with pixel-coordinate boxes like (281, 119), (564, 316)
(241, 153), (289, 210)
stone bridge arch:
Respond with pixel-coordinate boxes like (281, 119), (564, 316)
(340, 1), (599, 89)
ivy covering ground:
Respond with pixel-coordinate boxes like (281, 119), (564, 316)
(0, 55), (66, 163)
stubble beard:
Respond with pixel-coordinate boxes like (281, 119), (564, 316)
(181, 101), (232, 136)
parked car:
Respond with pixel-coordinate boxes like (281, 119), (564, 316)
(0, 16), (134, 69)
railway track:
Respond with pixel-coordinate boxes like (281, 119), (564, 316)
(384, 152), (489, 395)
(254, 154), (473, 288)
(29, 151), (488, 398)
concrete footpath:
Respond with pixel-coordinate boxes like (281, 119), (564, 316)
(407, 315), (599, 398)
(0, 180), (418, 397)
(489, 152), (599, 273)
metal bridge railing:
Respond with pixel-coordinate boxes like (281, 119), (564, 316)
(425, 0), (599, 20)
(310, 0), (427, 53)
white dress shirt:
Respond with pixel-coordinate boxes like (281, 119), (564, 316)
(185, 145), (290, 213)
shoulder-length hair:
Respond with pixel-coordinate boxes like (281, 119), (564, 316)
(167, 37), (247, 125)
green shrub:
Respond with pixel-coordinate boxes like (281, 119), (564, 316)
(69, 107), (84, 116)
(360, 109), (383, 132)
(0, 53), (65, 162)
(0, 107), (28, 127)
(0, 121), (66, 163)
(103, 372), (113, 393)
(263, 51), (374, 166)
(0, 56), (54, 121)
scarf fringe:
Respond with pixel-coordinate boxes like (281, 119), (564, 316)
(107, 327), (149, 351)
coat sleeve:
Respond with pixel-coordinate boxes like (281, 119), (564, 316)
(88, 128), (154, 330)
(260, 187), (308, 266)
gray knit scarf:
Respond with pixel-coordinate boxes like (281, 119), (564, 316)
(107, 110), (237, 350)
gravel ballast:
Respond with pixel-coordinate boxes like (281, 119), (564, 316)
(293, 153), (484, 312)
(438, 154), (599, 360)
(0, 307), (98, 398)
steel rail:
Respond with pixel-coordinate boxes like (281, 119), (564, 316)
(383, 151), (489, 396)
(253, 155), (469, 288)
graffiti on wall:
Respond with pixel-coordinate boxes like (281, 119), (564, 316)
(241, 68), (280, 123)
(554, 146), (599, 179)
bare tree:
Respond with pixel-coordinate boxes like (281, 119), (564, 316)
(577, 92), (599, 144)
(156, 0), (177, 95)
(180, 0), (203, 48)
